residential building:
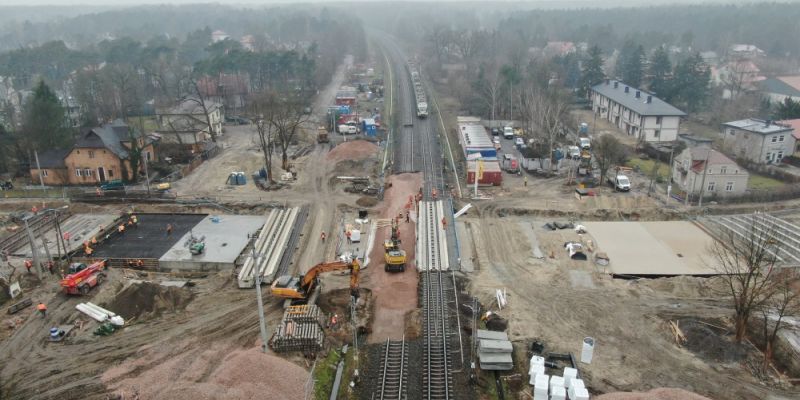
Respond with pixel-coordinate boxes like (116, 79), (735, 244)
(157, 97), (224, 140)
(29, 120), (157, 185)
(197, 73), (249, 112)
(591, 80), (686, 143)
(721, 118), (796, 164)
(672, 147), (749, 197)
(542, 41), (576, 58)
(211, 30), (229, 43)
(777, 119), (800, 152)
(757, 76), (800, 103)
(729, 44), (765, 59)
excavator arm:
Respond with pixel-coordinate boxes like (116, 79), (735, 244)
(300, 259), (361, 290)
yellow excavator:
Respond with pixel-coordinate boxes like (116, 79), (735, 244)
(384, 218), (407, 272)
(271, 258), (360, 304)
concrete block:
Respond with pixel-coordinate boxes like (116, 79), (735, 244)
(476, 329), (509, 341)
(529, 365), (545, 385)
(549, 375), (565, 389)
(479, 339), (513, 353)
(550, 385), (566, 400)
(572, 387), (590, 400)
(563, 367), (577, 387)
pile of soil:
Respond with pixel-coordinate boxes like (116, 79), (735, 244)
(679, 319), (746, 363)
(326, 140), (378, 162)
(597, 388), (712, 400)
(105, 282), (194, 321)
(356, 196), (379, 207)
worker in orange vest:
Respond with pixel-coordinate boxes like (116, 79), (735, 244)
(118, 224), (125, 234)
(166, 223), (173, 236)
(24, 259), (33, 274)
(321, 231), (326, 243)
(441, 217), (447, 229)
(37, 302), (47, 317)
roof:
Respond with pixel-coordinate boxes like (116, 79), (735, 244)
(722, 118), (793, 135)
(730, 44), (763, 53)
(777, 76), (800, 92)
(757, 78), (800, 97)
(592, 80), (686, 117)
(35, 148), (70, 169)
(167, 97), (221, 115)
(75, 119), (139, 159)
(686, 147), (739, 173)
(777, 119), (800, 140)
(678, 133), (713, 144)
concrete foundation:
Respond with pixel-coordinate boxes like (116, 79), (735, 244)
(16, 213), (118, 257)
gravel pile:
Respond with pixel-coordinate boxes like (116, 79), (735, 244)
(596, 388), (713, 400)
(327, 140), (378, 162)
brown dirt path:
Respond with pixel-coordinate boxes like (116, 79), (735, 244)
(365, 173), (422, 343)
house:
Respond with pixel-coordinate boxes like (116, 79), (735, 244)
(196, 73), (249, 112)
(591, 80), (686, 143)
(711, 60), (764, 98)
(721, 118), (797, 164)
(672, 147), (749, 198)
(542, 41), (576, 58)
(240, 35), (256, 51)
(29, 120), (157, 185)
(758, 76), (800, 104)
(157, 97), (224, 143)
(729, 44), (765, 59)
(699, 51), (719, 66)
(777, 119), (800, 152)
(211, 30), (229, 43)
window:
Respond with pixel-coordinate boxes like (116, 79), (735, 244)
(75, 168), (82, 177)
(725, 182), (734, 192)
(656, 116), (662, 125)
(766, 152), (772, 162)
(41, 170), (48, 177)
(777, 151), (784, 161)
(654, 129), (661, 138)
(84, 168), (92, 177)
(108, 169), (114, 178)
(88, 150), (95, 159)
(720, 166), (727, 174)
(778, 135), (785, 142)
(772, 136), (778, 143)
(727, 128), (735, 136)
(707, 182), (716, 191)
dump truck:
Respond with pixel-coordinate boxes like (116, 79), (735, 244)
(271, 258), (360, 304)
(317, 126), (329, 143)
(60, 259), (107, 295)
(384, 219), (406, 272)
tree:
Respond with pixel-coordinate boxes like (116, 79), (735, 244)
(521, 84), (572, 169)
(580, 45), (605, 96)
(500, 64), (522, 120)
(21, 80), (72, 152)
(671, 53), (710, 112)
(758, 270), (800, 368)
(720, 59), (757, 100)
(592, 134), (627, 183)
(249, 92), (279, 183)
(648, 46), (672, 98)
(774, 97), (800, 120)
(473, 62), (502, 121)
(616, 40), (645, 87)
(261, 91), (309, 171)
(709, 214), (782, 343)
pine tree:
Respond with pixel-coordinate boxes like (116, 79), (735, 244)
(616, 40), (645, 87)
(648, 46), (672, 99)
(580, 45), (605, 96)
(21, 80), (72, 151)
(672, 53), (710, 112)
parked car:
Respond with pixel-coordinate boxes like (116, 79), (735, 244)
(491, 128), (501, 136)
(0, 181), (13, 190)
(579, 137), (591, 150)
(100, 179), (124, 191)
(515, 137), (525, 148)
(503, 126), (514, 139)
(567, 146), (581, 160)
(338, 124), (358, 134)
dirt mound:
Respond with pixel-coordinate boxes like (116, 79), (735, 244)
(106, 282), (194, 321)
(596, 388), (713, 400)
(356, 196), (379, 207)
(679, 319), (746, 363)
(326, 140), (378, 162)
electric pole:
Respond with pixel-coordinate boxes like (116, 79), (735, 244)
(252, 247), (269, 352)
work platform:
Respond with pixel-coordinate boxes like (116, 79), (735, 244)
(90, 214), (207, 259)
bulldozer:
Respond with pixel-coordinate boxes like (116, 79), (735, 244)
(383, 218), (406, 272)
(271, 258), (360, 305)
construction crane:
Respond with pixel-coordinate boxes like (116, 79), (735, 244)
(270, 258), (360, 304)
(60, 259), (107, 295)
(383, 218), (407, 272)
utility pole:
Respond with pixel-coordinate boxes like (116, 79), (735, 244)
(697, 149), (712, 208)
(252, 247), (269, 353)
(666, 144), (675, 201)
(24, 219), (41, 280)
(34, 150), (45, 191)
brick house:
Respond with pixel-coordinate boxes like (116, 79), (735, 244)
(591, 80), (686, 143)
(30, 120), (156, 185)
(721, 118), (797, 164)
(672, 147), (749, 198)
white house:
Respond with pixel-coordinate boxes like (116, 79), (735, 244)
(721, 118), (797, 164)
(591, 80), (686, 143)
(672, 147), (749, 198)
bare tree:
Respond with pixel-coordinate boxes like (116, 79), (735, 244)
(593, 134), (627, 183)
(178, 73), (218, 142)
(758, 270), (800, 367)
(476, 62), (502, 121)
(249, 92), (278, 183)
(709, 214), (782, 343)
(259, 91), (308, 171)
(521, 84), (571, 170)
(720, 58), (757, 100)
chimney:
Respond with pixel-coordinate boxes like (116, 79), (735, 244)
(613, 81), (619, 89)
(646, 95), (652, 104)
(605, 79), (610, 85)
(624, 86), (630, 93)
(635, 90), (641, 98)
(765, 119), (771, 127)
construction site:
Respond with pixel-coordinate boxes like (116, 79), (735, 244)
(1, 37), (800, 400)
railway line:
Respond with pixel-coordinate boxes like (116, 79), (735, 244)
(421, 270), (454, 399)
(374, 337), (409, 400)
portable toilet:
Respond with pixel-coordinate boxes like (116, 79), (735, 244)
(361, 118), (377, 137)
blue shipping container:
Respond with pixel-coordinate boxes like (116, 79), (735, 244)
(464, 147), (497, 159)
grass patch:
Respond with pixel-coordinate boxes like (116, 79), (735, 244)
(748, 174), (785, 190)
(625, 158), (670, 182)
(314, 349), (342, 400)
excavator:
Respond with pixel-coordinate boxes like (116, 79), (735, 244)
(383, 218), (406, 272)
(271, 258), (360, 305)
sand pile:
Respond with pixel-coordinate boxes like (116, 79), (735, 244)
(327, 140), (378, 162)
(597, 388), (713, 400)
(105, 282), (194, 320)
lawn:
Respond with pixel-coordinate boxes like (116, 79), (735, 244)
(747, 174), (785, 190)
(625, 157), (671, 182)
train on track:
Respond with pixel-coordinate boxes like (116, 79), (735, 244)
(408, 61), (428, 118)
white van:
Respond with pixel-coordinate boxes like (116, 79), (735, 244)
(503, 126), (514, 139)
(338, 124), (358, 134)
(579, 137), (591, 150)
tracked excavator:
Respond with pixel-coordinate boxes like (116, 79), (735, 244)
(383, 218), (407, 272)
(271, 258), (360, 305)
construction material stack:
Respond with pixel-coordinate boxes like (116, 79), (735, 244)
(237, 207), (299, 288)
(529, 360), (588, 400)
(270, 305), (324, 353)
(476, 329), (513, 370)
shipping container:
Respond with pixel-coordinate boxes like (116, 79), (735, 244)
(466, 160), (502, 186)
(465, 147), (498, 159)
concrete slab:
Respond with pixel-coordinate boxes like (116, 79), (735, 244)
(479, 339), (513, 353)
(568, 270), (595, 289)
(338, 219), (373, 267)
(16, 213), (118, 257)
(476, 329), (509, 341)
(583, 221), (717, 276)
(91, 214), (206, 259)
(159, 215), (267, 271)
(479, 352), (513, 363)
(518, 222), (544, 259)
(455, 221), (474, 272)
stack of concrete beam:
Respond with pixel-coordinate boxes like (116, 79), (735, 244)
(533, 373), (549, 400)
(529, 355), (546, 385)
(238, 207), (299, 288)
(271, 305), (324, 353)
(477, 329), (513, 370)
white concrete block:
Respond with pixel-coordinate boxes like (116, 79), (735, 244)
(530, 355), (545, 366)
(549, 375), (565, 389)
(572, 387), (590, 400)
(563, 367), (577, 387)
(550, 385), (566, 400)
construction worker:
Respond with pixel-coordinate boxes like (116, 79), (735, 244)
(84, 246), (93, 256)
(91, 236), (97, 245)
(37, 302), (47, 318)
(31, 205), (38, 214)
(441, 217), (447, 229)
(132, 215), (138, 227)
(346, 230), (352, 244)
(24, 259), (32, 274)
(406, 211), (410, 223)
(118, 224), (125, 234)
(524, 176), (528, 187)
(136, 259), (144, 268)
(166, 223), (173, 236)
(47, 261), (54, 275)
(321, 231), (326, 243)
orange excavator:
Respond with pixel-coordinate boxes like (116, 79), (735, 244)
(60, 259), (107, 295)
(271, 258), (360, 304)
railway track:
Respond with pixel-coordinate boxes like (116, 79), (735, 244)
(375, 337), (408, 400)
(422, 270), (453, 399)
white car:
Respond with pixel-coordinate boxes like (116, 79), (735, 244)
(338, 124), (358, 134)
(515, 137), (524, 147)
(579, 137), (591, 150)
